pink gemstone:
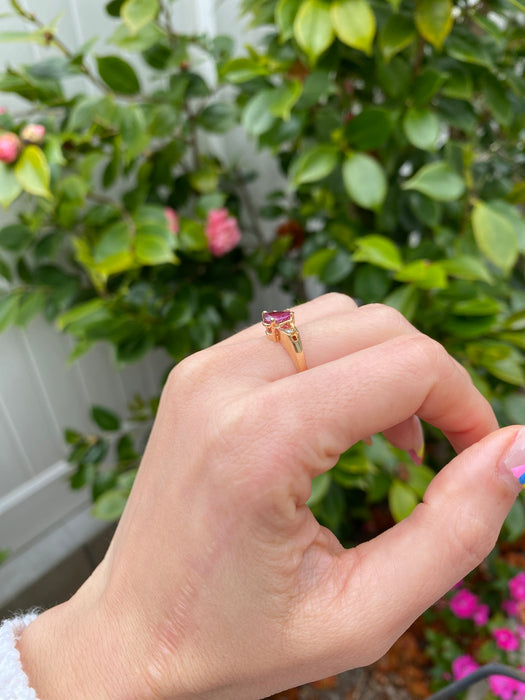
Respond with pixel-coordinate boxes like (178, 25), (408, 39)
(263, 310), (291, 325)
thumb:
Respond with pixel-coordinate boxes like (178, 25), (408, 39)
(322, 426), (525, 668)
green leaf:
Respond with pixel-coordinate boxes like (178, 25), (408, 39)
(289, 144), (338, 187)
(96, 55), (140, 94)
(276, 0), (302, 40)
(57, 299), (108, 332)
(135, 224), (176, 265)
(121, 0), (159, 34)
(471, 201), (518, 274)
(0, 224), (32, 252)
(353, 235), (402, 271)
(93, 221), (134, 276)
(307, 472), (331, 507)
(415, 0), (453, 50)
(482, 72), (512, 127)
(503, 394), (525, 424)
(412, 68), (447, 106)
(379, 13), (416, 63)
(197, 102), (238, 133)
(303, 248), (337, 277)
(407, 464), (434, 498)
(0, 294), (18, 333)
(242, 90), (276, 136)
(91, 405), (121, 431)
(342, 153), (387, 211)
(403, 108), (440, 151)
(389, 479), (418, 522)
(384, 284), (419, 321)
(268, 80), (302, 120)
(504, 499), (525, 542)
(0, 162), (22, 208)
(441, 256), (493, 284)
(402, 162), (465, 202)
(346, 108), (392, 150)
(294, 0), (335, 63)
(15, 290), (44, 326)
(91, 489), (128, 521)
(395, 260), (448, 289)
(330, 0), (376, 56)
(14, 145), (51, 198)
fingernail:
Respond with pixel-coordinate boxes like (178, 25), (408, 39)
(503, 428), (525, 488)
(408, 444), (425, 466)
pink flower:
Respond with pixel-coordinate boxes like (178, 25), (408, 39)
(0, 108), (5, 115)
(503, 599), (519, 617)
(489, 674), (520, 700)
(452, 654), (479, 680)
(0, 132), (21, 163)
(473, 603), (490, 626)
(510, 573), (525, 602)
(205, 208), (241, 257)
(20, 123), (46, 144)
(450, 589), (479, 619)
(164, 207), (179, 235)
(493, 627), (520, 652)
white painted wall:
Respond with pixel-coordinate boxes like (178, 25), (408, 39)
(0, 0), (289, 606)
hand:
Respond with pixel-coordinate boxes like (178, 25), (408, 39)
(18, 294), (524, 699)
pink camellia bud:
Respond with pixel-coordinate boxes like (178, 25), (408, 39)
(164, 207), (179, 235)
(20, 123), (46, 145)
(0, 132), (22, 164)
(205, 208), (241, 257)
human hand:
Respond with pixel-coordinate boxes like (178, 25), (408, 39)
(18, 294), (525, 699)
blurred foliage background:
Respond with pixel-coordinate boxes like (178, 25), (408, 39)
(0, 0), (524, 542)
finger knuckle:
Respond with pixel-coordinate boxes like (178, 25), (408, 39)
(361, 303), (414, 332)
(317, 291), (357, 313)
(452, 505), (497, 571)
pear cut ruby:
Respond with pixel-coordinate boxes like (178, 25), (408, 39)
(263, 310), (291, 325)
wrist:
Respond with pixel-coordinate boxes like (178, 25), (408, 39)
(16, 572), (155, 700)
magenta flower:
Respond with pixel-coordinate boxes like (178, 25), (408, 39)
(0, 132), (21, 163)
(472, 603), (490, 626)
(493, 628), (520, 652)
(164, 207), (179, 235)
(489, 674), (520, 700)
(20, 123), (46, 144)
(510, 573), (525, 602)
(451, 654), (479, 680)
(205, 208), (241, 257)
(450, 589), (479, 619)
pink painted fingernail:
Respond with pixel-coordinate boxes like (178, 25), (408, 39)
(408, 445), (425, 466)
(503, 428), (525, 488)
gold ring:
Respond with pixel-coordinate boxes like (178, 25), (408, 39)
(262, 309), (307, 372)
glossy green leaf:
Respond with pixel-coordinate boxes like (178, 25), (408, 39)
(389, 479), (418, 522)
(302, 248), (337, 277)
(268, 80), (302, 120)
(407, 464), (434, 498)
(91, 489), (128, 521)
(471, 202), (518, 273)
(242, 91), (276, 136)
(276, 0), (302, 40)
(0, 294), (18, 333)
(294, 0), (334, 63)
(197, 102), (238, 133)
(97, 55), (140, 94)
(342, 153), (387, 211)
(403, 108), (440, 151)
(57, 299), (108, 332)
(504, 499), (525, 542)
(395, 260), (448, 289)
(415, 0), (453, 50)
(14, 145), (51, 198)
(289, 144), (338, 187)
(379, 14), (416, 63)
(482, 73), (512, 127)
(346, 108), (392, 150)
(330, 0), (376, 56)
(0, 162), (22, 208)
(353, 235), (402, 271)
(0, 224), (32, 252)
(121, 0), (159, 34)
(441, 256), (493, 284)
(15, 292), (44, 326)
(402, 162), (465, 202)
(91, 405), (121, 431)
(94, 221), (134, 276)
(307, 472), (331, 507)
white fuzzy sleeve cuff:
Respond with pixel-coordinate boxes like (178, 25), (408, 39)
(0, 613), (40, 699)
